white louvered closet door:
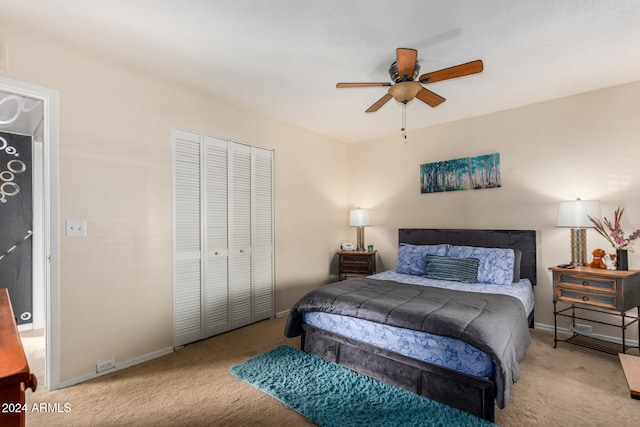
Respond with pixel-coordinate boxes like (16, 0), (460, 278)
(228, 142), (253, 329)
(173, 129), (203, 347)
(252, 146), (274, 321)
(173, 129), (274, 347)
(203, 136), (230, 337)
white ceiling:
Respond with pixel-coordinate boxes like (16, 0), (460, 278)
(2, 0), (640, 143)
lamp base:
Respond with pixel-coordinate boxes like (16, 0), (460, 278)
(570, 228), (588, 266)
(356, 227), (365, 251)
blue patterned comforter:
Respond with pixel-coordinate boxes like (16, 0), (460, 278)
(290, 271), (534, 408)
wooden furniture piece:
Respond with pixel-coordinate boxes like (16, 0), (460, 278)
(337, 250), (377, 280)
(0, 288), (37, 427)
(301, 229), (536, 422)
(619, 353), (640, 399)
(549, 266), (640, 354)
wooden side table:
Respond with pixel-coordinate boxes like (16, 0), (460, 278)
(549, 266), (640, 354)
(338, 250), (377, 280)
(0, 289), (37, 427)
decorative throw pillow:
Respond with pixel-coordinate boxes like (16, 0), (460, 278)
(396, 243), (450, 276)
(446, 245), (515, 285)
(424, 254), (479, 283)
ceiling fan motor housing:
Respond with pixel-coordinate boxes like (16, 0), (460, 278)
(389, 60), (421, 82)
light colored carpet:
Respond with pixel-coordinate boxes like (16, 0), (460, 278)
(20, 318), (640, 426)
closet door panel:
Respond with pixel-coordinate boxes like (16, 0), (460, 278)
(203, 136), (230, 337)
(252, 147), (274, 321)
(173, 129), (203, 346)
(229, 142), (253, 329)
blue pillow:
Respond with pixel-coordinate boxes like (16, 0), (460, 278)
(396, 243), (450, 276)
(446, 245), (515, 285)
(424, 254), (479, 283)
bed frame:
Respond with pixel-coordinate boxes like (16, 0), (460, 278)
(300, 228), (537, 422)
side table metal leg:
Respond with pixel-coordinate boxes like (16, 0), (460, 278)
(621, 311), (626, 354)
(553, 300), (558, 348)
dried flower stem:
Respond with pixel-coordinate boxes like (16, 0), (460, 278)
(588, 206), (640, 252)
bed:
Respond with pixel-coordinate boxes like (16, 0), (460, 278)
(284, 228), (537, 422)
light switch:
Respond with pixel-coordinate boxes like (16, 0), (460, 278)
(65, 220), (87, 237)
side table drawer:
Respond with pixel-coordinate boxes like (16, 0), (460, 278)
(340, 254), (372, 273)
(555, 286), (617, 310)
(342, 254), (371, 265)
(338, 251), (377, 279)
(556, 272), (617, 293)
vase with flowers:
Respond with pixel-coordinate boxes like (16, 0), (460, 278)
(588, 206), (640, 270)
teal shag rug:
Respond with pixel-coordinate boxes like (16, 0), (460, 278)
(230, 345), (495, 427)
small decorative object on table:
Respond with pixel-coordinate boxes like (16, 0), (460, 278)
(588, 206), (640, 271)
(589, 248), (606, 269)
(603, 253), (617, 270)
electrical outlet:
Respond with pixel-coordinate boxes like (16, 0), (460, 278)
(96, 358), (115, 373)
(575, 324), (592, 335)
(65, 220), (87, 236)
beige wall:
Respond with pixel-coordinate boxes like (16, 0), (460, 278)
(1, 24), (349, 383)
(348, 80), (640, 339)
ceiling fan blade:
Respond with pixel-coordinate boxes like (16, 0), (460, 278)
(365, 93), (393, 113)
(336, 82), (392, 88)
(419, 60), (483, 84)
(415, 88), (445, 107)
(396, 48), (418, 79)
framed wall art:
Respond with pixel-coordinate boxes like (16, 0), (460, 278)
(420, 153), (501, 194)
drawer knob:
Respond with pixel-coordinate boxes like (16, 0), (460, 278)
(582, 281), (589, 286)
(583, 295), (589, 301)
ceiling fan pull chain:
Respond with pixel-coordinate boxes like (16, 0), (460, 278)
(401, 102), (407, 142)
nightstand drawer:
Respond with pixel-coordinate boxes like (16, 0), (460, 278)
(556, 272), (616, 293)
(555, 287), (617, 309)
(342, 254), (372, 265)
(338, 250), (377, 280)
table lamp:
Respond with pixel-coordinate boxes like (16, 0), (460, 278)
(349, 208), (371, 251)
(556, 198), (600, 266)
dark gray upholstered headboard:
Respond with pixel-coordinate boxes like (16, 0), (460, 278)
(398, 229), (537, 286)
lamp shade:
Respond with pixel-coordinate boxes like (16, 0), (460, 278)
(349, 209), (371, 227)
(556, 199), (600, 228)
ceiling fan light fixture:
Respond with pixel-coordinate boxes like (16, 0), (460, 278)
(388, 81), (422, 103)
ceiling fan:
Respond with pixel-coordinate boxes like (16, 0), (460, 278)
(336, 48), (483, 113)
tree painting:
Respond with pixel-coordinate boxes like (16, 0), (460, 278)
(470, 153), (501, 189)
(420, 161), (445, 193)
(420, 153), (500, 194)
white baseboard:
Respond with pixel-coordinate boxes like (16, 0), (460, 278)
(57, 346), (174, 389)
(534, 322), (639, 347)
(276, 309), (290, 318)
(18, 323), (34, 332)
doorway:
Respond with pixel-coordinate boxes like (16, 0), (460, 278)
(0, 77), (59, 390)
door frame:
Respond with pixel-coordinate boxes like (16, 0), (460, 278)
(0, 76), (60, 390)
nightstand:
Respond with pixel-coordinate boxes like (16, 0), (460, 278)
(338, 250), (377, 280)
(549, 266), (640, 354)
